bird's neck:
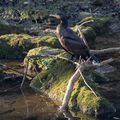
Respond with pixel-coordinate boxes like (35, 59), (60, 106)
(60, 18), (68, 28)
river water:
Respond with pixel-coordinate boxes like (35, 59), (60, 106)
(0, 86), (120, 120)
(0, 87), (59, 120)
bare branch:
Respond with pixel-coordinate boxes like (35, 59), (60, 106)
(20, 58), (30, 88)
(90, 47), (120, 55)
(0, 63), (32, 79)
(78, 68), (97, 97)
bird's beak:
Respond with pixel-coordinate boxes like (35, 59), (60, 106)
(49, 14), (61, 19)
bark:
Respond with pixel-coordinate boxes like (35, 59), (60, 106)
(60, 68), (81, 111)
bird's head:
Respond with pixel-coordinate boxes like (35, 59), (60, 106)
(49, 14), (68, 28)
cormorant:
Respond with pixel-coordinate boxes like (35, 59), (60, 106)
(50, 14), (99, 63)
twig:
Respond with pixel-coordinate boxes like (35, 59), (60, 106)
(0, 63), (32, 79)
(76, 25), (89, 49)
(78, 67), (97, 97)
(20, 58), (30, 88)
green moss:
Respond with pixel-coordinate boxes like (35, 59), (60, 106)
(77, 87), (100, 111)
(0, 34), (59, 59)
(0, 34), (32, 59)
(31, 58), (113, 115)
(72, 26), (96, 46)
(71, 73), (113, 114)
(32, 35), (60, 48)
(79, 16), (111, 35)
(31, 58), (75, 99)
(20, 10), (29, 20)
(26, 47), (56, 71)
(81, 27), (96, 46)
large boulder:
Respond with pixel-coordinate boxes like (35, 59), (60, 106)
(0, 34), (59, 59)
(28, 48), (115, 116)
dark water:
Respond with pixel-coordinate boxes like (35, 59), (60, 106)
(0, 86), (120, 120)
(0, 87), (59, 120)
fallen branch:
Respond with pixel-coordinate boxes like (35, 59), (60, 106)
(60, 58), (114, 111)
(60, 67), (81, 111)
(90, 47), (120, 55)
(20, 58), (30, 88)
(78, 68), (97, 97)
(0, 63), (33, 79)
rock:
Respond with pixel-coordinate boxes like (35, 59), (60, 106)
(78, 16), (111, 35)
(0, 34), (59, 59)
(24, 47), (63, 72)
(29, 50), (115, 116)
(0, 34), (32, 59)
(73, 25), (96, 47)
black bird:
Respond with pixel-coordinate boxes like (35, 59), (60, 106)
(50, 14), (99, 63)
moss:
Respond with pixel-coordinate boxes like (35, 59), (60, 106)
(31, 56), (114, 115)
(0, 34), (32, 59)
(25, 47), (57, 71)
(0, 34), (59, 59)
(20, 10), (29, 20)
(32, 35), (60, 48)
(81, 27), (96, 46)
(70, 72), (113, 115)
(79, 16), (111, 35)
(72, 26), (96, 46)
(31, 58), (75, 100)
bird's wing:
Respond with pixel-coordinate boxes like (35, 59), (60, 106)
(62, 36), (89, 55)
(66, 28), (85, 43)
(56, 26), (89, 56)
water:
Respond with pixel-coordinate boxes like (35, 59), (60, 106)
(0, 87), (59, 120)
(0, 84), (120, 120)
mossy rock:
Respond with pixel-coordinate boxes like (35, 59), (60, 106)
(81, 26), (96, 46)
(0, 34), (33, 59)
(32, 35), (60, 48)
(25, 47), (60, 71)
(31, 58), (75, 99)
(30, 56), (115, 115)
(72, 26), (96, 47)
(0, 34), (59, 59)
(72, 85), (114, 115)
(78, 16), (111, 35)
